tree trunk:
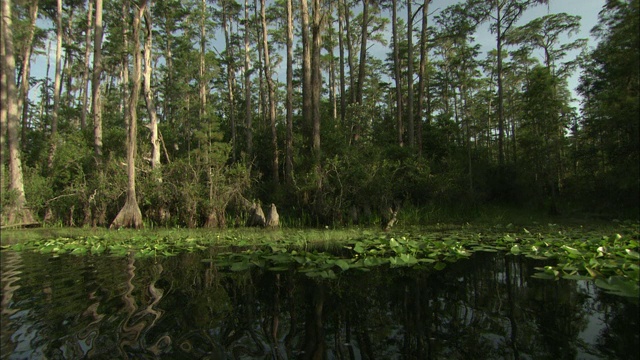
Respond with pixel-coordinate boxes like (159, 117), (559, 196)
(1, 11), (5, 195)
(19, 1), (38, 147)
(143, 3), (160, 173)
(2, 0), (36, 226)
(301, 0), (311, 140)
(81, 1), (92, 130)
(417, 0), (430, 156)
(199, 0), (207, 124)
(244, 0), (252, 159)
(345, 1), (354, 105)
(337, 0), (346, 124)
(254, 0), (265, 127)
(406, 0), (414, 148)
(392, 0), (403, 147)
(62, 8), (76, 112)
(223, 5), (236, 163)
(328, 3), (336, 122)
(111, 0), (146, 229)
(47, 0), (63, 171)
(93, 0), (104, 159)
(163, 20), (173, 123)
(261, 0), (279, 184)
(311, 0), (322, 162)
(356, 0), (368, 105)
(285, 0), (294, 184)
(496, 6), (505, 168)
(121, 0), (130, 131)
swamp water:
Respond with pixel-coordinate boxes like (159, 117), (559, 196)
(1, 249), (638, 359)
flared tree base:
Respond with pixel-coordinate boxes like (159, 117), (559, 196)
(1, 205), (37, 229)
(110, 196), (144, 229)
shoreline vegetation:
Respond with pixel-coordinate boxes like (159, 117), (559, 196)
(2, 214), (638, 299)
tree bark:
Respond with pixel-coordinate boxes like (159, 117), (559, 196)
(406, 0), (415, 148)
(199, 0), (207, 124)
(337, 0), (346, 124)
(2, 0), (36, 226)
(285, 0), (294, 184)
(345, 1), (354, 105)
(356, 0), (369, 105)
(392, 0), (403, 147)
(223, 4), (236, 163)
(301, 0), (311, 139)
(62, 8), (76, 111)
(93, 0), (104, 159)
(261, 0), (279, 183)
(311, 0), (322, 162)
(1, 10), (5, 195)
(417, 0), (430, 156)
(244, 0), (252, 159)
(143, 2), (160, 173)
(111, 0), (146, 229)
(19, 1), (38, 147)
(496, 4), (505, 167)
(80, 1), (92, 130)
(47, 0), (63, 171)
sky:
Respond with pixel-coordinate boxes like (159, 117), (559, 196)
(29, 0), (606, 110)
(368, 0), (606, 108)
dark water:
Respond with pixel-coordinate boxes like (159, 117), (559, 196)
(1, 249), (638, 359)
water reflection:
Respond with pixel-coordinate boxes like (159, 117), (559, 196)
(1, 250), (638, 359)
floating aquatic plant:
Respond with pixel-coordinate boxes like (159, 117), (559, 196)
(2, 222), (638, 297)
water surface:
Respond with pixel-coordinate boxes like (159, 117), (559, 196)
(1, 249), (638, 359)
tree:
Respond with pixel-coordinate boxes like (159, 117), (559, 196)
(18, 0), (39, 146)
(111, 0), (147, 229)
(80, 0), (92, 130)
(301, 0), (312, 140)
(285, 0), (293, 184)
(406, 0), (414, 147)
(47, 0), (63, 171)
(221, 0), (238, 163)
(467, 0), (548, 167)
(337, 0), (346, 124)
(391, 0), (403, 146)
(577, 0), (639, 207)
(2, 0), (36, 226)
(311, 0), (323, 163)
(356, 0), (370, 106)
(507, 12), (586, 76)
(92, 0), (103, 159)
(416, 0), (432, 155)
(260, 0), (278, 183)
(521, 65), (565, 212)
(143, 1), (160, 173)
(244, 0), (252, 159)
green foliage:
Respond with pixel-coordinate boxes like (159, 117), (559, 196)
(4, 221), (638, 297)
(7, 0), (637, 229)
(575, 0), (640, 210)
(22, 166), (51, 220)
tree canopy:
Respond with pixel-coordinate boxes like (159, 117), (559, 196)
(1, 0), (637, 228)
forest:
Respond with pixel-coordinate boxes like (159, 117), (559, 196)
(1, 0), (638, 229)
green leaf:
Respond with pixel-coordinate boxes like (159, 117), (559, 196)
(510, 244), (522, 255)
(71, 247), (88, 255)
(230, 261), (252, 272)
(434, 262), (447, 271)
(334, 259), (351, 271)
(595, 276), (640, 298)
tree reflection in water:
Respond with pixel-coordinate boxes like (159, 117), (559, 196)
(1, 249), (638, 359)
